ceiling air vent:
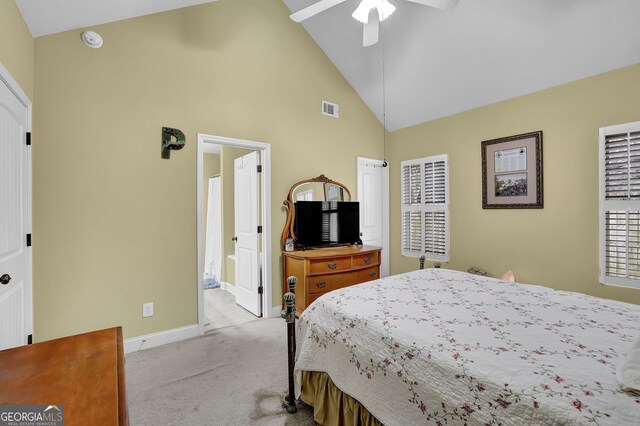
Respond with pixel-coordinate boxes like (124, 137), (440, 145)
(322, 100), (339, 118)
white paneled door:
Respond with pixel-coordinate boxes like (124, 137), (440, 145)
(234, 151), (261, 316)
(357, 157), (389, 277)
(0, 68), (31, 350)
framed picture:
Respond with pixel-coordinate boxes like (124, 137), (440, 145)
(324, 183), (344, 202)
(481, 131), (543, 209)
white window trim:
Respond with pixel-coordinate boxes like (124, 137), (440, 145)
(401, 154), (449, 262)
(599, 120), (640, 289)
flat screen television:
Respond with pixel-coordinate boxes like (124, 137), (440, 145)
(294, 201), (360, 248)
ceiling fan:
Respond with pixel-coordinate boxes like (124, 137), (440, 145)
(290, 0), (459, 47)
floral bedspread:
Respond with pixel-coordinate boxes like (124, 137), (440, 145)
(295, 268), (640, 425)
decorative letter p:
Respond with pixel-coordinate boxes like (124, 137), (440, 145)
(161, 127), (185, 159)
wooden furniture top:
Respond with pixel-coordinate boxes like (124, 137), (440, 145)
(283, 245), (380, 260)
(0, 327), (128, 425)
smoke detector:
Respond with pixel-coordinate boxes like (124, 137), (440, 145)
(81, 31), (103, 49)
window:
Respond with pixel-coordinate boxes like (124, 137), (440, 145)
(401, 155), (449, 261)
(599, 121), (640, 288)
(296, 189), (314, 201)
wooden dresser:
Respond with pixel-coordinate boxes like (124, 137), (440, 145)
(0, 327), (128, 425)
(283, 245), (382, 315)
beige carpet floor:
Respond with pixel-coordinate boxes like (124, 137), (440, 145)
(126, 318), (316, 425)
(204, 288), (258, 333)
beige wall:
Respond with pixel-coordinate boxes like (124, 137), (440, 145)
(0, 0), (34, 101)
(32, 0), (382, 341)
(389, 64), (640, 305)
(202, 153), (220, 263)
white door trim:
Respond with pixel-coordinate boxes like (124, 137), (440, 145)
(356, 157), (389, 277)
(0, 63), (31, 110)
(0, 63), (32, 344)
(196, 133), (272, 336)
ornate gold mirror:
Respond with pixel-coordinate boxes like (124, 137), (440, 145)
(281, 175), (351, 250)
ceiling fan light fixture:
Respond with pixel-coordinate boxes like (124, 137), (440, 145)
(352, 0), (396, 24)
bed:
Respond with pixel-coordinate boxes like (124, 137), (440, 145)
(292, 268), (640, 425)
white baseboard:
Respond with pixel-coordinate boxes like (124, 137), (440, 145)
(124, 324), (199, 354)
(271, 305), (282, 319)
(220, 281), (235, 295)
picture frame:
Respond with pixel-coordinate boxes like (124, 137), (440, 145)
(481, 131), (543, 209)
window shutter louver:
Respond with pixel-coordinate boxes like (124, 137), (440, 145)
(425, 160), (446, 204)
(600, 123), (640, 288)
(402, 211), (422, 253)
(604, 211), (640, 279)
(321, 202), (339, 243)
(402, 164), (421, 205)
(424, 211), (446, 255)
(402, 165), (410, 205)
(401, 155), (449, 261)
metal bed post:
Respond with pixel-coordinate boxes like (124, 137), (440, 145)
(282, 276), (298, 413)
(419, 255), (426, 270)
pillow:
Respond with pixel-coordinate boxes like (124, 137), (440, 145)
(501, 270), (515, 282)
(617, 334), (640, 393)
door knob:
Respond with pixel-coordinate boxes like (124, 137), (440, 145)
(0, 274), (11, 285)
(232, 236), (238, 242)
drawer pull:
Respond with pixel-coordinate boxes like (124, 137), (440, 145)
(370, 271), (377, 278)
(315, 281), (327, 288)
(328, 262), (337, 269)
(364, 257), (371, 264)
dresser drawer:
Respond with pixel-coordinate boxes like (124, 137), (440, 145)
(353, 252), (379, 268)
(308, 273), (349, 294)
(309, 257), (351, 274)
(357, 266), (380, 283)
(283, 246), (382, 315)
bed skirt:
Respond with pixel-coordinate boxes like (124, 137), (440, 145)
(300, 371), (382, 426)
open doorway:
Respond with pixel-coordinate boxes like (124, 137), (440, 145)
(197, 134), (272, 335)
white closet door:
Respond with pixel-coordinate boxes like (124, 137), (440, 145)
(0, 71), (31, 350)
(357, 157), (389, 277)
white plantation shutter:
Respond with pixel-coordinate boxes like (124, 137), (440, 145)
(401, 155), (449, 261)
(402, 211), (422, 253)
(321, 201), (339, 243)
(600, 122), (640, 288)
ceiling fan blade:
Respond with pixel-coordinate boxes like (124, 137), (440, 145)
(405, 0), (459, 10)
(362, 15), (379, 47)
(290, 0), (348, 22)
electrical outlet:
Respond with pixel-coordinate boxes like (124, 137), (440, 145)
(142, 302), (154, 318)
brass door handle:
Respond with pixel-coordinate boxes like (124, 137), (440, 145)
(327, 262), (337, 269)
(364, 257), (371, 264)
(231, 236), (238, 242)
(316, 281), (327, 288)
(0, 274), (11, 285)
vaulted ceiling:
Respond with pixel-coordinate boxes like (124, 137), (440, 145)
(15, 0), (218, 37)
(15, 0), (640, 131)
(283, 0), (640, 130)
